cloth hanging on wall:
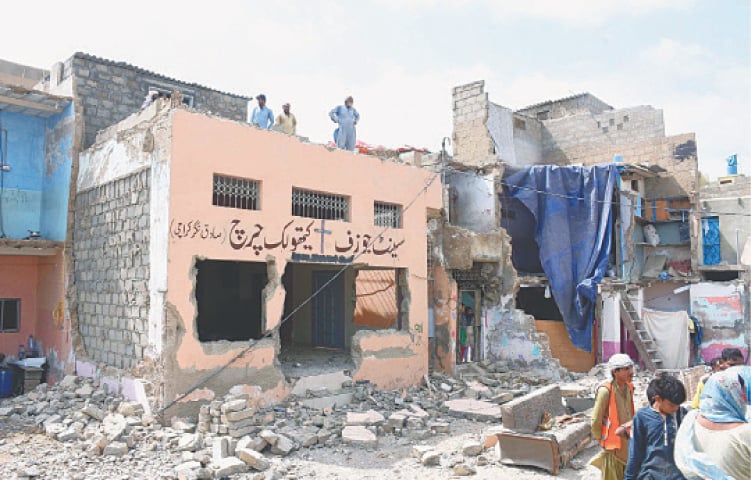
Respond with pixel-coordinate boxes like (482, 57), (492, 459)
(641, 308), (690, 369)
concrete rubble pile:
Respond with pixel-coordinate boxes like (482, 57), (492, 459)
(0, 362), (665, 479)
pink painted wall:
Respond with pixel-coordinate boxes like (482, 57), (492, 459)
(0, 256), (39, 357)
(0, 253), (71, 382)
(34, 252), (72, 382)
(166, 110), (442, 395)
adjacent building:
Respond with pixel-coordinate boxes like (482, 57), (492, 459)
(431, 81), (708, 376)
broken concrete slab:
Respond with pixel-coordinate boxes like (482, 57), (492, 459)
(345, 409), (385, 426)
(237, 448), (270, 471)
(290, 371), (351, 396)
(500, 385), (564, 433)
(211, 456), (247, 477)
(299, 392), (353, 410)
(558, 384), (590, 398)
(444, 399), (502, 422)
(341, 426), (378, 449)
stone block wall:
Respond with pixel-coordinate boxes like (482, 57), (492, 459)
(73, 168), (151, 369)
(541, 106), (665, 165)
(64, 53), (249, 148)
(452, 81), (495, 168)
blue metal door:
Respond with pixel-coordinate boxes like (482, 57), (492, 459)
(312, 271), (345, 348)
(702, 216), (720, 265)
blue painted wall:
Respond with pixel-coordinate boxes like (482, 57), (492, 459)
(40, 103), (75, 241)
(0, 102), (74, 242)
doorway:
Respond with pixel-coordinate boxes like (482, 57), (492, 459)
(457, 289), (481, 363)
(312, 270), (345, 349)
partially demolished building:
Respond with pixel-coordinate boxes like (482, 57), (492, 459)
(429, 81), (745, 376)
(73, 103), (441, 415)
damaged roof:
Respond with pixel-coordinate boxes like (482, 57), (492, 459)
(71, 52), (252, 100)
(515, 92), (613, 113)
(0, 82), (71, 117)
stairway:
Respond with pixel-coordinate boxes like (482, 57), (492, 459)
(619, 296), (663, 370)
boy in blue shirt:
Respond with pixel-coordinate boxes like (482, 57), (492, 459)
(625, 375), (687, 480)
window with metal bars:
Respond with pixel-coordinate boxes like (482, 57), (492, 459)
(373, 201), (402, 228)
(291, 188), (349, 221)
(0, 299), (20, 332)
(212, 174), (260, 211)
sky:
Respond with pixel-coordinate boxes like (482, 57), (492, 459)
(2, 0), (749, 178)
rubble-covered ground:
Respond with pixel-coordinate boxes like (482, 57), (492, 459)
(0, 362), (651, 480)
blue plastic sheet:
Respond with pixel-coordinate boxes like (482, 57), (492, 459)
(506, 164), (616, 351)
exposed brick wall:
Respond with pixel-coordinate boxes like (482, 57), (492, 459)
(452, 81), (495, 167)
(73, 169), (151, 369)
(68, 54), (249, 148)
(534, 320), (594, 372)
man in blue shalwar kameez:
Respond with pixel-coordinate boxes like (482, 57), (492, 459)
(329, 96), (360, 151)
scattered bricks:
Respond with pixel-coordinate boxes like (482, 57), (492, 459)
(412, 445), (435, 460)
(175, 461), (211, 480)
(57, 428), (79, 442)
(462, 440), (484, 457)
(81, 404), (106, 421)
(211, 456), (247, 478)
(270, 434), (297, 456)
(290, 427), (319, 448)
(316, 429), (332, 444)
(212, 436), (230, 462)
(117, 401), (144, 417)
(341, 426), (378, 449)
(59, 375), (78, 389)
(429, 422), (450, 434)
(0, 407), (13, 417)
(500, 385), (565, 434)
(177, 433), (202, 452)
(388, 413), (407, 428)
(406, 417), (424, 429)
(103, 441), (128, 457)
(222, 408), (255, 423)
(75, 384), (94, 397)
(237, 448), (271, 471)
(346, 410), (385, 426)
(444, 399), (502, 422)
(238, 437), (267, 452)
(259, 429), (278, 446)
(221, 399), (247, 413)
(453, 463), (477, 476)
(45, 423), (66, 439)
(408, 404), (430, 419)
(103, 414), (127, 441)
(422, 451), (441, 466)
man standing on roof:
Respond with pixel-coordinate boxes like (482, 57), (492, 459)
(590, 353), (636, 480)
(250, 94), (274, 129)
(275, 103), (297, 135)
(329, 96), (359, 151)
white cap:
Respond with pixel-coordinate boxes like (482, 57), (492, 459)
(607, 353), (634, 371)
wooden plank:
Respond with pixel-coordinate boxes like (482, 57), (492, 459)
(0, 94), (61, 114)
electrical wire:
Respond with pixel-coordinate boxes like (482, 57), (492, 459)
(443, 165), (751, 218)
(158, 169), (441, 415)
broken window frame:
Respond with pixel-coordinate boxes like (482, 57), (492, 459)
(0, 298), (20, 332)
(373, 201), (402, 229)
(291, 187), (350, 222)
(212, 173), (260, 211)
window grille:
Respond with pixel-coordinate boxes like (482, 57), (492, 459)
(374, 201), (402, 228)
(212, 174), (260, 210)
(292, 188), (349, 221)
(0, 299), (20, 332)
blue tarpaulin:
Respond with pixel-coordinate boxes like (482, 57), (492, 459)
(506, 164), (616, 351)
